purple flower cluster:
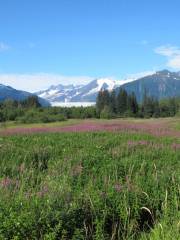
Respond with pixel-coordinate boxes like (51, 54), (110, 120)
(171, 143), (180, 150)
(127, 140), (180, 151)
(127, 140), (149, 147)
(0, 177), (19, 189)
(36, 185), (49, 197)
(1, 120), (180, 138)
(72, 164), (83, 176)
(114, 176), (136, 193)
(114, 183), (123, 192)
(0, 177), (12, 188)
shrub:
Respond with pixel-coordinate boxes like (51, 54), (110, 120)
(100, 106), (112, 119)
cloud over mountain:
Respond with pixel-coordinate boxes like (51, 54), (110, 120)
(155, 45), (180, 69)
(0, 73), (94, 92)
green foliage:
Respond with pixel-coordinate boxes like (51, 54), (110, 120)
(127, 92), (139, 116)
(100, 105), (112, 119)
(0, 93), (179, 125)
(0, 97), (98, 124)
(0, 130), (179, 239)
(117, 88), (128, 115)
(21, 95), (41, 108)
(159, 97), (180, 117)
(17, 109), (66, 124)
(96, 90), (110, 115)
(109, 89), (117, 114)
(96, 88), (180, 119)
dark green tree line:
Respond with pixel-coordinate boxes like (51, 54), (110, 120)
(96, 88), (180, 118)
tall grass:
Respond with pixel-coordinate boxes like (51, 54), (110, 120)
(0, 131), (179, 239)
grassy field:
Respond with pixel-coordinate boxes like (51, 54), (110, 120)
(0, 119), (81, 129)
(0, 118), (179, 239)
(0, 117), (179, 130)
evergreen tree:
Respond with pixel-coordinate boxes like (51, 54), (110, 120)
(127, 92), (139, 116)
(152, 99), (160, 117)
(141, 90), (156, 118)
(109, 90), (117, 114)
(169, 98), (177, 116)
(116, 88), (128, 115)
(22, 96), (41, 108)
(96, 90), (110, 115)
(96, 87), (180, 119)
(100, 105), (112, 119)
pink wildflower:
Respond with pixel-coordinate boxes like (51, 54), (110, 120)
(36, 185), (49, 197)
(171, 143), (180, 150)
(0, 177), (12, 188)
(114, 183), (123, 192)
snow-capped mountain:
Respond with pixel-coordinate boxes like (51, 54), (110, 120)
(36, 78), (135, 106)
(2, 70), (179, 107)
(36, 84), (84, 103)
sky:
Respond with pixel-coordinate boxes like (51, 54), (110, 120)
(0, 0), (180, 91)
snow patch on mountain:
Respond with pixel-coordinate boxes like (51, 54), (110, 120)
(84, 78), (117, 96)
(36, 77), (137, 106)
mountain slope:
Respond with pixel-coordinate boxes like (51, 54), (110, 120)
(0, 84), (50, 106)
(36, 70), (180, 106)
(37, 78), (135, 105)
(36, 84), (84, 103)
(118, 70), (180, 102)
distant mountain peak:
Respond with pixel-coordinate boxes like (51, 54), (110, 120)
(117, 70), (180, 102)
(155, 69), (180, 79)
(36, 77), (130, 105)
(35, 70), (180, 106)
(156, 69), (171, 75)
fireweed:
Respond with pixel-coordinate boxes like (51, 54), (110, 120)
(0, 122), (179, 239)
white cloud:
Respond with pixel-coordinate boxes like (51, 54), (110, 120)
(0, 73), (94, 92)
(168, 56), (180, 69)
(155, 45), (180, 69)
(0, 71), (157, 93)
(0, 42), (10, 52)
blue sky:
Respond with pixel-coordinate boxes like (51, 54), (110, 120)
(0, 0), (180, 91)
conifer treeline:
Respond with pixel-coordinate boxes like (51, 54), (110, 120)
(96, 88), (180, 118)
(0, 92), (179, 123)
(0, 96), (97, 123)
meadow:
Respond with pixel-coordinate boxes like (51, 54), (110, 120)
(0, 118), (179, 239)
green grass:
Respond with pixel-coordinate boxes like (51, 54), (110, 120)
(171, 118), (180, 130)
(0, 119), (81, 130)
(0, 117), (176, 130)
(0, 130), (179, 239)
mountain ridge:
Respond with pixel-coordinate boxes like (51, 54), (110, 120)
(36, 70), (180, 105)
(36, 77), (136, 105)
(0, 84), (50, 106)
(118, 70), (180, 102)
(1, 70), (180, 107)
